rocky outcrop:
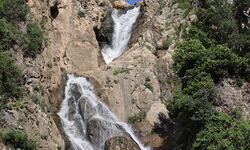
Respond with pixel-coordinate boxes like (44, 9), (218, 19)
(113, 1), (130, 10)
(88, 118), (132, 147)
(95, 11), (115, 47)
(104, 136), (141, 150)
(216, 79), (250, 120)
(79, 43), (162, 122)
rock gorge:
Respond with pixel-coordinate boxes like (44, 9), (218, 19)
(1, 0), (250, 149)
(0, 0), (200, 149)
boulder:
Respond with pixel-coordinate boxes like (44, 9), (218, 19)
(88, 118), (132, 148)
(114, 1), (130, 10)
(104, 136), (141, 150)
(146, 103), (170, 127)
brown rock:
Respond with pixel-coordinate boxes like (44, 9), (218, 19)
(65, 41), (99, 73)
(134, 1), (144, 7)
(104, 136), (141, 150)
(114, 1), (130, 10)
(146, 103), (170, 127)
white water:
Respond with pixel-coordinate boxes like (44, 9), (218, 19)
(101, 6), (141, 64)
(58, 74), (150, 150)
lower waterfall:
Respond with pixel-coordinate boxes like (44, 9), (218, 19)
(101, 6), (141, 64)
(58, 74), (149, 150)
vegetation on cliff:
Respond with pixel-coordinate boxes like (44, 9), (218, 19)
(168, 0), (250, 149)
(0, 0), (46, 149)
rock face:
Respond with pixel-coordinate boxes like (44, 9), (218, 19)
(65, 41), (99, 73)
(113, 1), (130, 10)
(95, 12), (115, 46)
(88, 118), (132, 148)
(79, 43), (162, 122)
(104, 136), (141, 150)
(216, 79), (250, 120)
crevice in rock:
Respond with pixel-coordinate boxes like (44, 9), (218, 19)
(50, 4), (59, 19)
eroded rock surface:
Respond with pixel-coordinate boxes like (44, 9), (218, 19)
(88, 118), (132, 148)
(104, 136), (141, 150)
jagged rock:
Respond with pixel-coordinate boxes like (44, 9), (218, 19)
(104, 136), (141, 150)
(134, 1), (144, 7)
(114, 1), (130, 10)
(95, 12), (115, 46)
(88, 118), (132, 148)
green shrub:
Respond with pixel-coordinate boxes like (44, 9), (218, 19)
(101, 13), (105, 17)
(128, 112), (146, 124)
(0, 19), (18, 50)
(32, 84), (40, 92)
(146, 46), (151, 50)
(0, 52), (24, 102)
(235, 77), (244, 87)
(15, 101), (24, 109)
(40, 135), (48, 140)
(145, 77), (151, 82)
(144, 83), (153, 92)
(113, 80), (118, 84)
(193, 109), (250, 149)
(0, 0), (29, 22)
(57, 144), (62, 150)
(77, 11), (86, 18)
(1, 129), (37, 150)
(36, 120), (39, 126)
(173, 39), (249, 83)
(31, 92), (39, 103)
(97, 92), (102, 98)
(23, 110), (27, 115)
(25, 22), (44, 57)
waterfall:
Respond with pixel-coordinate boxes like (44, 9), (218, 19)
(58, 74), (150, 150)
(101, 6), (141, 64)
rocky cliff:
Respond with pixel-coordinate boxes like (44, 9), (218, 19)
(1, 0), (249, 149)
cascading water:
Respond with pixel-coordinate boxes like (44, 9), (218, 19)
(58, 74), (150, 150)
(101, 6), (141, 64)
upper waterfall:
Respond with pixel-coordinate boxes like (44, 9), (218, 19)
(101, 6), (141, 64)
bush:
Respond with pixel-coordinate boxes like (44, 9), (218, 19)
(41, 135), (48, 140)
(77, 11), (85, 18)
(0, 52), (24, 102)
(31, 92), (39, 103)
(193, 109), (250, 149)
(0, 0), (29, 22)
(145, 77), (151, 82)
(1, 129), (37, 150)
(173, 39), (249, 83)
(0, 19), (18, 50)
(128, 112), (146, 124)
(15, 101), (24, 109)
(144, 83), (153, 92)
(25, 22), (44, 57)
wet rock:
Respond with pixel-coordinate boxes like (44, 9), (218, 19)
(127, 5), (145, 49)
(104, 136), (141, 150)
(95, 12), (115, 46)
(88, 118), (132, 148)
